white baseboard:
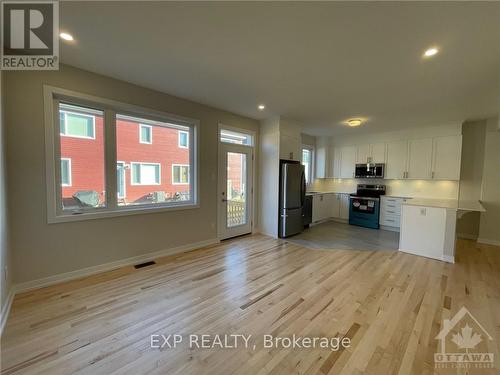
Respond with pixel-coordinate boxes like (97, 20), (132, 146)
(0, 287), (15, 336)
(477, 238), (500, 247)
(398, 248), (455, 263)
(457, 233), (478, 240)
(14, 238), (220, 294)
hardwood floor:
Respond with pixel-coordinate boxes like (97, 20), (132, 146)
(1, 235), (499, 374)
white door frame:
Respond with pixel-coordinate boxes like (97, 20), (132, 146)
(217, 125), (255, 240)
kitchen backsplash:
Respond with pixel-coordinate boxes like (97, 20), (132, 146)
(309, 178), (459, 199)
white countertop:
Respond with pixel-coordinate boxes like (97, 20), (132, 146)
(401, 198), (485, 212)
(306, 191), (352, 195)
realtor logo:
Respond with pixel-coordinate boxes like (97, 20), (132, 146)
(1, 0), (59, 70)
(435, 306), (494, 369)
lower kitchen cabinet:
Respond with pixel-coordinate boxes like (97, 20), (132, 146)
(380, 196), (405, 230)
(339, 194), (350, 220)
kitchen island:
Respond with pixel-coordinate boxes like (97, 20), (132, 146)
(399, 198), (485, 263)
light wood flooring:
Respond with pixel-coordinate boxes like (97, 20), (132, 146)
(1, 235), (499, 374)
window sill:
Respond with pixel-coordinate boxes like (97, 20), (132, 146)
(48, 202), (200, 224)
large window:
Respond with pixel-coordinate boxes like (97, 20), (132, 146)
(302, 147), (313, 184)
(45, 87), (198, 222)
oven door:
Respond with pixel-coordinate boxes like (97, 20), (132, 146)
(349, 196), (381, 229)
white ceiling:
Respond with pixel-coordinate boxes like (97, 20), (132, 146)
(60, 2), (500, 136)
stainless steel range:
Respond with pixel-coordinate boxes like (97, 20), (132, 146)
(349, 184), (386, 229)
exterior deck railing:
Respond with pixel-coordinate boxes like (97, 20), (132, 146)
(227, 200), (246, 227)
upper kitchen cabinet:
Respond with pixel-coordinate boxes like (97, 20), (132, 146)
(330, 147), (342, 178)
(356, 144), (371, 163)
(370, 143), (386, 163)
(432, 135), (462, 180)
(407, 138), (433, 179)
(315, 137), (329, 178)
(385, 140), (408, 179)
(279, 133), (301, 161)
(340, 146), (356, 178)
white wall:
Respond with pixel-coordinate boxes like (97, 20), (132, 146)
(478, 117), (500, 245)
(0, 71), (13, 327)
(258, 117), (280, 237)
(4, 65), (259, 284)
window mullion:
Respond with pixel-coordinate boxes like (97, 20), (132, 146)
(105, 109), (118, 210)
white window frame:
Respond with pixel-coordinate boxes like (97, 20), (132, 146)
(139, 124), (152, 144)
(60, 110), (96, 139)
(172, 164), (190, 185)
(178, 130), (189, 148)
(130, 162), (161, 186)
(301, 145), (314, 185)
(44, 85), (199, 224)
(61, 158), (72, 187)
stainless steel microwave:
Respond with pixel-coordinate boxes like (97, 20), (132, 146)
(355, 163), (385, 179)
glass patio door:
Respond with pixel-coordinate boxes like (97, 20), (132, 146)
(218, 143), (253, 240)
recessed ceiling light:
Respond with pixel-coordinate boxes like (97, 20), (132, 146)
(347, 119), (362, 127)
(59, 32), (74, 41)
(423, 47), (439, 57)
(258, 104), (265, 110)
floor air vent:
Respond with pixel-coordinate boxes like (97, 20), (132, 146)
(134, 260), (156, 269)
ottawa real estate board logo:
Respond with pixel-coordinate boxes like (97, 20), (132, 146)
(435, 306), (494, 369)
(1, 0), (59, 70)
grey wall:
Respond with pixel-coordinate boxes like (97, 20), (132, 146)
(1, 71), (13, 315)
(478, 117), (500, 244)
(457, 121), (486, 239)
(4, 65), (259, 284)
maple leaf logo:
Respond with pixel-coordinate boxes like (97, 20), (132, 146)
(451, 324), (482, 352)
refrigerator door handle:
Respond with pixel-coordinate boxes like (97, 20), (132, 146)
(300, 171), (306, 206)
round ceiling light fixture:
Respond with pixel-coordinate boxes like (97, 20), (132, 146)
(347, 119), (362, 127)
(423, 47), (439, 57)
(258, 104), (265, 111)
(59, 32), (74, 41)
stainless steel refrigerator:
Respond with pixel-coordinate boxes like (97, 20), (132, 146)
(278, 160), (306, 238)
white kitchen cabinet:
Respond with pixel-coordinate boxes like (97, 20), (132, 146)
(331, 193), (341, 218)
(312, 194), (333, 222)
(315, 138), (329, 178)
(432, 135), (462, 180)
(380, 196), (405, 230)
(340, 146), (356, 179)
(279, 134), (301, 161)
(370, 143), (386, 163)
(339, 194), (350, 219)
(407, 138), (433, 179)
(385, 140), (408, 179)
(330, 147), (342, 178)
(356, 144), (371, 163)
